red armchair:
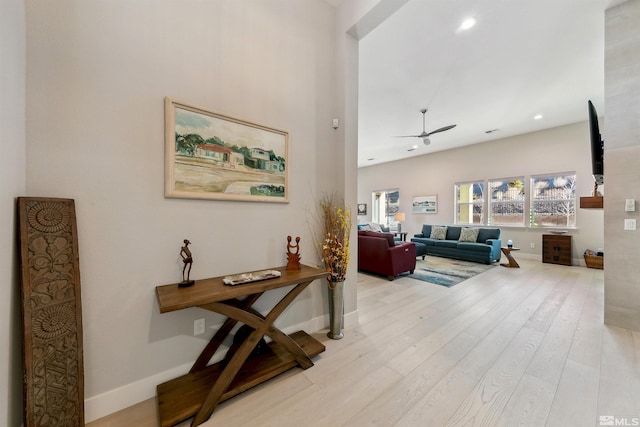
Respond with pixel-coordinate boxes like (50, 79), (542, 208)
(357, 230), (416, 280)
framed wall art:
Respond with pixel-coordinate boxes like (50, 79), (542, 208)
(412, 195), (437, 214)
(357, 203), (367, 216)
(165, 98), (289, 202)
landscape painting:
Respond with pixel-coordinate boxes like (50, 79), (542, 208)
(413, 195), (437, 213)
(165, 98), (288, 202)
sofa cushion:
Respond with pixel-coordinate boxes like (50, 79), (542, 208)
(421, 224), (432, 237)
(457, 242), (492, 253)
(477, 227), (500, 242)
(430, 225), (447, 240)
(459, 227), (479, 242)
(433, 239), (458, 248)
(446, 226), (462, 240)
(358, 224), (371, 231)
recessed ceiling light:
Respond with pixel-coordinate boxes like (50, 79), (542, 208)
(459, 17), (476, 31)
(534, 114), (543, 120)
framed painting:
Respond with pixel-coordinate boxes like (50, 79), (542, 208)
(413, 195), (437, 214)
(357, 203), (367, 216)
(165, 98), (289, 202)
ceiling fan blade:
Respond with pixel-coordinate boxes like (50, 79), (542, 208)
(427, 124), (457, 136)
(394, 109), (452, 142)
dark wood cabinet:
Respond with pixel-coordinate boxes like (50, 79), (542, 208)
(542, 234), (572, 266)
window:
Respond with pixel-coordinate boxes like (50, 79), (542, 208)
(530, 173), (576, 227)
(372, 189), (399, 227)
(489, 178), (525, 226)
(455, 181), (485, 224)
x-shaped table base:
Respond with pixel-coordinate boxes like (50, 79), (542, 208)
(155, 265), (327, 427)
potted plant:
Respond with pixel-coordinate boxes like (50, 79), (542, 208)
(319, 194), (351, 339)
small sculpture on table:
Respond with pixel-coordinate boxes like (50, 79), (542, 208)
(286, 235), (301, 270)
(179, 239), (195, 287)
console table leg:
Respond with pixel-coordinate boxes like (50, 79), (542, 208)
(191, 282), (313, 426)
(266, 325), (314, 369)
(190, 294), (263, 373)
(191, 326), (268, 426)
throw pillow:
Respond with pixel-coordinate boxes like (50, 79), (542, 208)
(430, 225), (447, 240)
(369, 222), (383, 232)
(359, 224), (371, 231)
(459, 227), (479, 242)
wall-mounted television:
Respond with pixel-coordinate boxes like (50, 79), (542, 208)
(588, 100), (604, 185)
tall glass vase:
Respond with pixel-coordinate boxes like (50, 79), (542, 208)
(327, 280), (344, 339)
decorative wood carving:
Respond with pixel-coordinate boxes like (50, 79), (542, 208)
(285, 235), (301, 270)
(18, 197), (84, 426)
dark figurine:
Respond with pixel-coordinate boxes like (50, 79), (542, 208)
(179, 239), (195, 287)
(286, 235), (301, 270)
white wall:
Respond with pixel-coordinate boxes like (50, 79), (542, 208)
(604, 0), (640, 331)
(25, 0), (343, 421)
(1, 0), (26, 424)
(358, 122), (604, 263)
(335, 0), (409, 320)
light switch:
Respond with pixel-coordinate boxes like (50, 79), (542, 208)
(624, 218), (636, 230)
(625, 199), (636, 212)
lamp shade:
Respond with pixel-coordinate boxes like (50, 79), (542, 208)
(394, 213), (405, 222)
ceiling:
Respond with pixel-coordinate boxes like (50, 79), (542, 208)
(356, 0), (621, 167)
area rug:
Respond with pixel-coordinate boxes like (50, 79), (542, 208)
(406, 255), (495, 287)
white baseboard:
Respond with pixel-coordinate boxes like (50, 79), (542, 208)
(343, 308), (359, 329)
(84, 314), (336, 423)
(84, 360), (192, 423)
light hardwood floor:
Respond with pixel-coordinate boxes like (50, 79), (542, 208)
(88, 258), (640, 427)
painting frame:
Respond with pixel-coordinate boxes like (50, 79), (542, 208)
(412, 195), (438, 214)
(165, 97), (289, 203)
(357, 203), (367, 216)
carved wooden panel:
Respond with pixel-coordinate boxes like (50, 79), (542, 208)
(18, 197), (84, 426)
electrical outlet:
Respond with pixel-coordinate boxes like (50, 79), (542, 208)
(194, 318), (205, 336)
(530, 243), (535, 249)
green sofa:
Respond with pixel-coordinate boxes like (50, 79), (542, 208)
(411, 224), (502, 264)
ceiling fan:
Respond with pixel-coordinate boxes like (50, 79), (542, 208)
(396, 108), (457, 145)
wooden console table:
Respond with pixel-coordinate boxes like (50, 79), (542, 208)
(155, 264), (328, 427)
